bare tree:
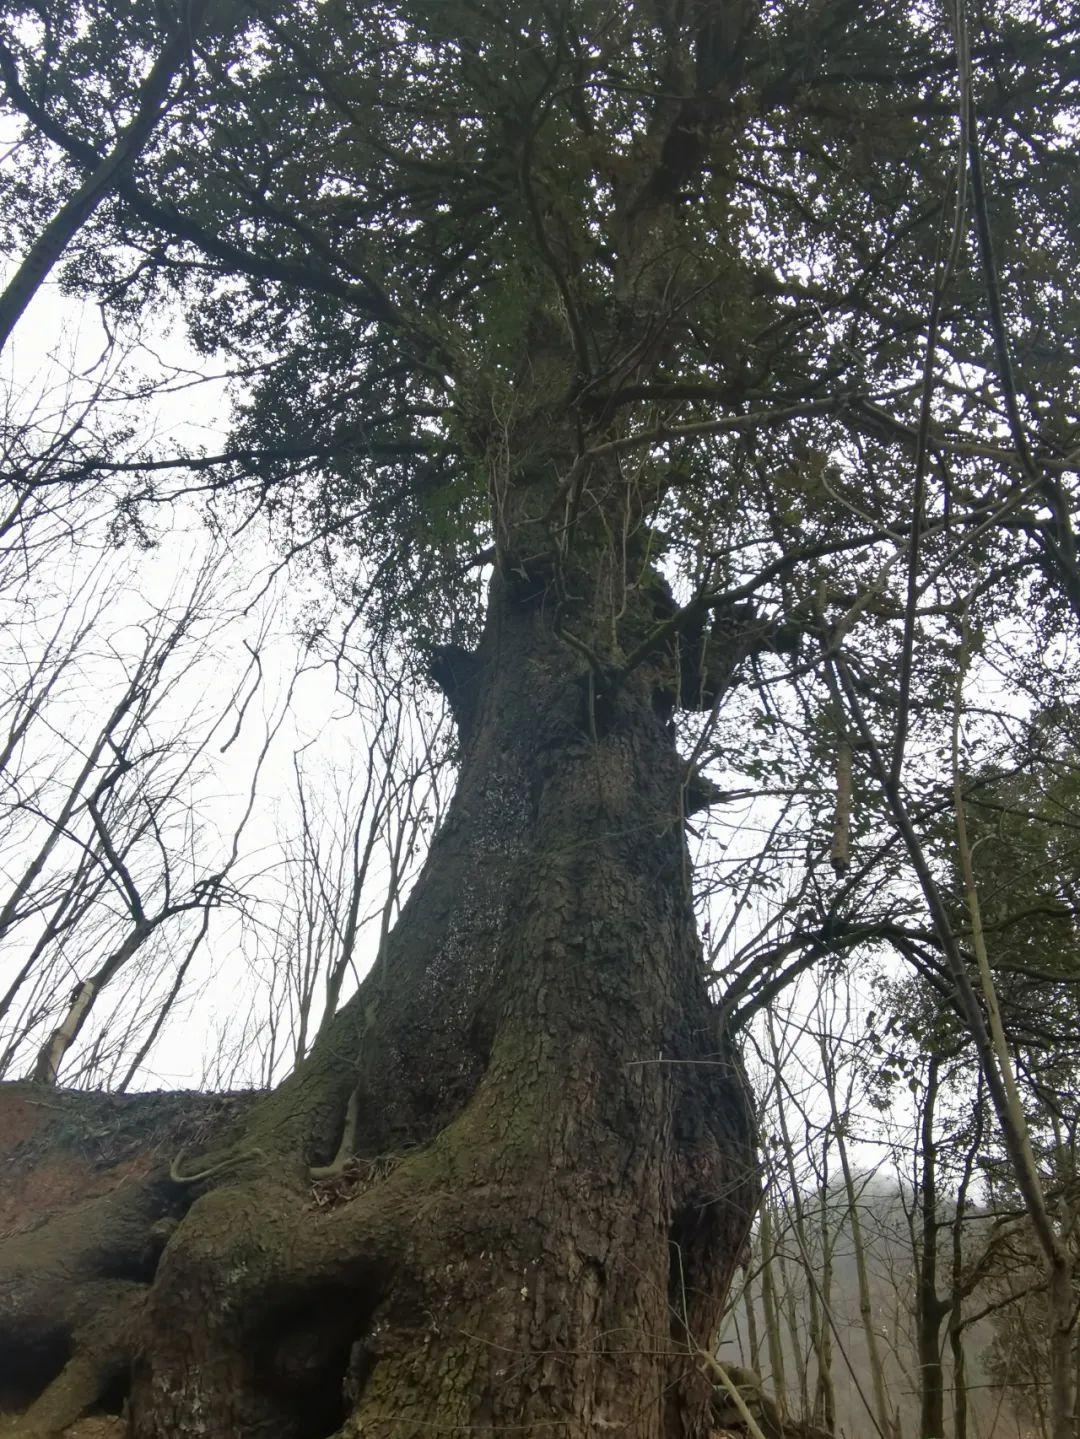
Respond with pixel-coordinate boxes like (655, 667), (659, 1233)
(255, 668), (452, 1073)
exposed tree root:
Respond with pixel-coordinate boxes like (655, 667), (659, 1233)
(308, 1089), (360, 1180)
(168, 1144), (265, 1184)
(10, 1283), (143, 1438)
(0, 1083), (251, 1435)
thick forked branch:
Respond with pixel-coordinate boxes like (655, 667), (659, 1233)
(677, 603), (800, 711)
(0, 37), (404, 329)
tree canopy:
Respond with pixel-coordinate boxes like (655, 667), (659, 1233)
(3, 0), (1077, 648)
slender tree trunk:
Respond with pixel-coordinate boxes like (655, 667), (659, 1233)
(743, 1269), (762, 1374)
(814, 1160), (836, 1434)
(117, 903), (214, 1090)
(954, 756), (1074, 1439)
(825, 1054), (893, 1435)
(31, 920), (155, 1083)
(777, 1237), (810, 1419)
(917, 1057), (948, 1439)
(760, 1200), (790, 1413)
(948, 1075), (987, 1439)
(766, 1011), (826, 1424)
(948, 1307), (967, 1439)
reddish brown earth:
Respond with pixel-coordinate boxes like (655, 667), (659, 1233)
(0, 1083), (252, 1430)
(1, 1091), (153, 1236)
(0, 1084), (250, 1234)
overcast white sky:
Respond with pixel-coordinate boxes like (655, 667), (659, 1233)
(0, 267), (453, 1088)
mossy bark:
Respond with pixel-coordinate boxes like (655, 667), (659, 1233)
(1, 574), (757, 1438)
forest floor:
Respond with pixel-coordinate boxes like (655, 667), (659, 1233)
(0, 1422), (124, 1438)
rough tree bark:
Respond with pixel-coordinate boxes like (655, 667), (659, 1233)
(0, 559), (758, 1437)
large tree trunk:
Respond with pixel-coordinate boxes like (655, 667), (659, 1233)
(0, 573), (757, 1438)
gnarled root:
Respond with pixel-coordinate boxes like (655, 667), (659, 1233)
(9, 1282), (144, 1438)
(127, 1162), (402, 1439)
(0, 1082), (249, 1433)
(0, 1182), (172, 1435)
(168, 1144), (265, 1184)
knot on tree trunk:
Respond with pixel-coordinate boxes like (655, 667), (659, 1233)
(428, 643), (483, 745)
